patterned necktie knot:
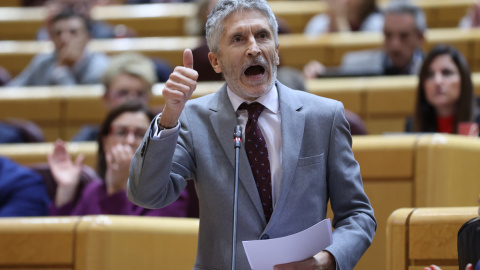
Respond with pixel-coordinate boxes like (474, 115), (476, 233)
(238, 102), (265, 122)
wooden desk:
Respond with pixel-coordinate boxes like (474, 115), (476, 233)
(0, 142), (97, 168)
(387, 207), (479, 270)
(0, 216), (199, 270)
(0, 0), (475, 40)
(1, 134), (479, 270)
(4, 73), (480, 140)
(3, 27), (480, 78)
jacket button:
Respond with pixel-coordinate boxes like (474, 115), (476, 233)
(260, 234), (269, 240)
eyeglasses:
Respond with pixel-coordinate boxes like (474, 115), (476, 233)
(109, 125), (148, 141)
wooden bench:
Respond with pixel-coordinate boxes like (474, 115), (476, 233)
(0, 0), (474, 40)
(387, 207), (479, 270)
(0, 215), (199, 270)
(2, 134), (479, 270)
(5, 71), (480, 140)
(2, 27), (480, 78)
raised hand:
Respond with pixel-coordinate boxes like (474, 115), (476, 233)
(104, 143), (134, 196)
(47, 139), (84, 207)
(159, 49), (199, 128)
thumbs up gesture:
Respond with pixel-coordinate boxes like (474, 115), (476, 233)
(159, 49), (199, 128)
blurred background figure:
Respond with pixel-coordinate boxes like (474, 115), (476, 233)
(72, 52), (158, 142)
(459, 0), (480, 29)
(7, 8), (110, 86)
(304, 2), (425, 78)
(0, 156), (50, 217)
(36, 0), (132, 39)
(304, 0), (383, 35)
(49, 102), (190, 216)
(405, 45), (480, 135)
(126, 0), (193, 3)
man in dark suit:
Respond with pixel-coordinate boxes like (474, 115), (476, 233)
(304, 2), (426, 78)
(128, 0), (376, 269)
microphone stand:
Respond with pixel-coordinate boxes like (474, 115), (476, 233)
(232, 125), (242, 270)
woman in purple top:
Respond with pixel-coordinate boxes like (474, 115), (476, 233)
(48, 102), (189, 216)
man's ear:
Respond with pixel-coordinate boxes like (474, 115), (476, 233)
(208, 52), (223, 73)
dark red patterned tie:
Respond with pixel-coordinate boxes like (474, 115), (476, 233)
(238, 102), (273, 222)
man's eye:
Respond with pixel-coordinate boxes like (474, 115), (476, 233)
(233, 36), (242, 42)
(258, 32), (267, 39)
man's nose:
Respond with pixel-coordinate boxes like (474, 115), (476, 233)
(246, 36), (261, 56)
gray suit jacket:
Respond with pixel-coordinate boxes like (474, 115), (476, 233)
(7, 51), (109, 86)
(128, 81), (376, 270)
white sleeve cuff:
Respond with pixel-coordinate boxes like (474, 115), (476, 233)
(152, 114), (180, 140)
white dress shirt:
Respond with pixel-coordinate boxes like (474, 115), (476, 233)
(152, 85), (283, 208)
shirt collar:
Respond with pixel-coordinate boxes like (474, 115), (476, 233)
(385, 49), (423, 74)
(227, 83), (279, 115)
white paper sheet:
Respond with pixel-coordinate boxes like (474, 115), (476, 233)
(242, 218), (333, 270)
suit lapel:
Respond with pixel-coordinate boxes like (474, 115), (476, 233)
(208, 85), (266, 223)
(268, 82), (305, 225)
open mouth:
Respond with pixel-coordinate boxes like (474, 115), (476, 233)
(244, 65), (265, 77)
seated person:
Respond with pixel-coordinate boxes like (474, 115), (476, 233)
(8, 8), (109, 86)
(49, 102), (189, 216)
(37, 0), (135, 40)
(72, 52), (157, 141)
(405, 45), (480, 134)
(304, 0), (383, 35)
(0, 156), (50, 217)
(304, 2), (425, 78)
(459, 0), (480, 29)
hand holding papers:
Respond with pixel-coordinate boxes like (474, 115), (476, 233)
(243, 219), (333, 270)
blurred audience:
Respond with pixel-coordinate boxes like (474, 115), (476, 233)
(37, 0), (135, 40)
(49, 102), (189, 216)
(304, 2), (425, 78)
(0, 156), (50, 217)
(304, 0), (383, 35)
(459, 0), (480, 29)
(126, 0), (193, 3)
(406, 45), (480, 134)
(8, 8), (110, 86)
(72, 52), (157, 141)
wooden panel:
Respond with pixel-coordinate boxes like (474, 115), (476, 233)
(75, 216), (199, 270)
(408, 207), (478, 264)
(0, 217), (80, 266)
(0, 87), (61, 121)
(366, 118), (409, 135)
(0, 142), (97, 168)
(415, 134), (480, 207)
(306, 78), (365, 115)
(387, 208), (415, 270)
(356, 181), (413, 270)
(352, 135), (416, 179)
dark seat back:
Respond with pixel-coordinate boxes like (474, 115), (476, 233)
(458, 217), (480, 270)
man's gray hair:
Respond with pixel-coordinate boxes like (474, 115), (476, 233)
(383, 2), (427, 33)
(205, 0), (279, 54)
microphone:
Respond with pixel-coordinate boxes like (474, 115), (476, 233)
(234, 125), (242, 148)
(232, 125), (242, 270)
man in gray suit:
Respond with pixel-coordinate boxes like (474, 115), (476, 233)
(128, 0), (376, 269)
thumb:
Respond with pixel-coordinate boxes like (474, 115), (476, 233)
(183, 48), (194, 69)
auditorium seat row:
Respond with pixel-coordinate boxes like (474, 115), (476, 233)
(1, 27), (480, 78)
(387, 207), (478, 270)
(0, 0), (473, 39)
(1, 134), (479, 269)
(4, 73), (480, 141)
(0, 215), (199, 270)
